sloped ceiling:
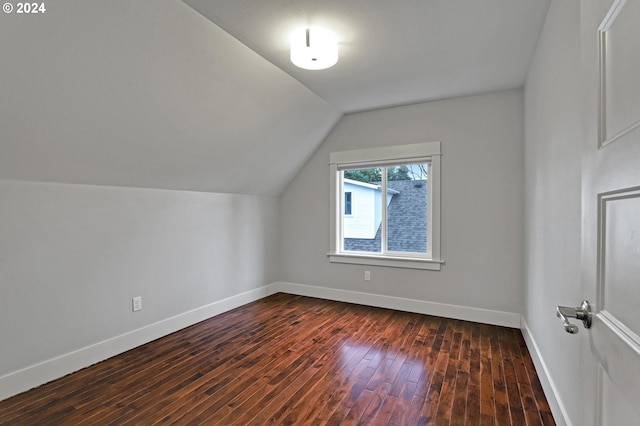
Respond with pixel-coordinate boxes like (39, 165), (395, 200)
(0, 0), (341, 196)
(184, 0), (551, 113)
(1, 0), (550, 196)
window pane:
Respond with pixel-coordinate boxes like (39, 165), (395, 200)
(344, 192), (352, 215)
(342, 168), (382, 253)
(386, 163), (428, 253)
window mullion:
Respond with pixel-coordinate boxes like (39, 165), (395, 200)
(381, 167), (388, 255)
(338, 170), (345, 252)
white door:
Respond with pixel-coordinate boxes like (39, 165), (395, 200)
(579, 0), (640, 424)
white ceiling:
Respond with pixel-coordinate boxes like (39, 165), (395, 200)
(184, 0), (551, 113)
(0, 1), (340, 196)
(1, 0), (551, 196)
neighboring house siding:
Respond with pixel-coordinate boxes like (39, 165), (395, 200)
(344, 180), (427, 252)
(343, 181), (379, 239)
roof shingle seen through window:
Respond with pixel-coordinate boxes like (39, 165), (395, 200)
(344, 180), (427, 253)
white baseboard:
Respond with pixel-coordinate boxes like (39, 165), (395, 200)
(520, 318), (571, 426)
(0, 281), (522, 403)
(0, 283), (279, 402)
(274, 281), (521, 328)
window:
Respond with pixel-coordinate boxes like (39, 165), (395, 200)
(344, 192), (352, 215)
(329, 142), (442, 270)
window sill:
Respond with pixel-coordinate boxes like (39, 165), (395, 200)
(328, 252), (444, 270)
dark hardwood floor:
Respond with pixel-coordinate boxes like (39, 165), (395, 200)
(0, 293), (554, 425)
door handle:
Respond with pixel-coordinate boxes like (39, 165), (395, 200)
(556, 300), (592, 334)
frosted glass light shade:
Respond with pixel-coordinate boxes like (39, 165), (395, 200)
(290, 27), (338, 70)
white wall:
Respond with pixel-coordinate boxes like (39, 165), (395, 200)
(0, 180), (279, 397)
(279, 89), (524, 317)
(0, 0), (341, 196)
(523, 0), (582, 424)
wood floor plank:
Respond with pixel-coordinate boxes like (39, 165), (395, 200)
(364, 381), (395, 425)
(85, 296), (309, 425)
(277, 312), (380, 425)
(490, 329), (512, 426)
(479, 335), (496, 420)
(499, 328), (526, 426)
(433, 329), (462, 425)
(178, 305), (349, 424)
(0, 294), (556, 425)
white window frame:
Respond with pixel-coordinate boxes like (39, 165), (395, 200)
(328, 142), (443, 270)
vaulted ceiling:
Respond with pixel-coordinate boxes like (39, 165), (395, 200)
(185, 0), (551, 113)
(0, 0), (550, 196)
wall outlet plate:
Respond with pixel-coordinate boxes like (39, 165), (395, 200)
(132, 296), (142, 312)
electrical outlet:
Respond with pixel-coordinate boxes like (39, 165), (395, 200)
(364, 271), (371, 281)
(132, 296), (142, 312)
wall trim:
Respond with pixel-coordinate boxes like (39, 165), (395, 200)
(1, 281), (522, 403)
(521, 318), (572, 426)
(0, 283), (280, 402)
(274, 281), (521, 328)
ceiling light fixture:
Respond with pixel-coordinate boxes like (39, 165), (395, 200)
(290, 27), (338, 70)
